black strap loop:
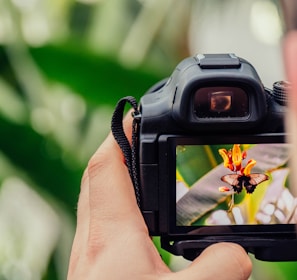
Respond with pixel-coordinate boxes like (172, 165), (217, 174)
(111, 96), (141, 207)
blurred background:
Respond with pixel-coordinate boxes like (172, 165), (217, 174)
(0, 0), (296, 279)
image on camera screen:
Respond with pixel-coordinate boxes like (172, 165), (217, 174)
(176, 143), (297, 226)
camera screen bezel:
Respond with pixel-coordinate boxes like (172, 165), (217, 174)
(158, 133), (297, 237)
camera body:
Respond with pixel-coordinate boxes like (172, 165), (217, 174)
(138, 54), (297, 261)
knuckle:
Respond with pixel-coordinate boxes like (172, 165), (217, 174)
(87, 149), (111, 178)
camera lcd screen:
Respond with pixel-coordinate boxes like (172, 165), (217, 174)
(175, 141), (296, 227)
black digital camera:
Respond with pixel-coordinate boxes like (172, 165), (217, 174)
(112, 54), (297, 261)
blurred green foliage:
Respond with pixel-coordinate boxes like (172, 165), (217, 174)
(0, 0), (296, 279)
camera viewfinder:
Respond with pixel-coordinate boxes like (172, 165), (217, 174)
(194, 86), (249, 118)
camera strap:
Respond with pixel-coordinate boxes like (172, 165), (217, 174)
(111, 96), (141, 207)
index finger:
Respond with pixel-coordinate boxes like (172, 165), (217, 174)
(87, 113), (148, 249)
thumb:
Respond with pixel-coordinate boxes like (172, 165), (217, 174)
(173, 243), (252, 280)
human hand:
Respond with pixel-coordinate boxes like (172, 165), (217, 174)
(67, 114), (252, 280)
(283, 30), (297, 199)
(283, 31), (297, 108)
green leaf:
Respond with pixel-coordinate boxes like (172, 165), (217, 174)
(0, 115), (81, 211)
(29, 44), (165, 106)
